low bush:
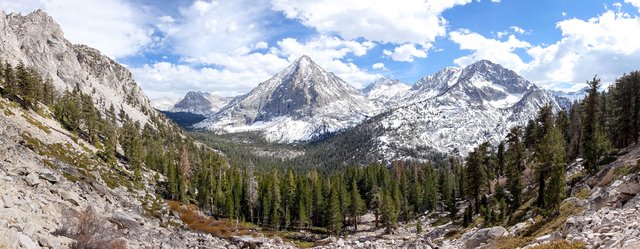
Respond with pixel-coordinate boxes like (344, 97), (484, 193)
(53, 207), (127, 249)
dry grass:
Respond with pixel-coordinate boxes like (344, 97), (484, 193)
(53, 207), (127, 249)
(168, 201), (256, 239)
(575, 188), (590, 200)
(531, 240), (586, 249)
(490, 199), (585, 249)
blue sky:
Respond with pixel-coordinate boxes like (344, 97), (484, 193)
(3, 0), (640, 98)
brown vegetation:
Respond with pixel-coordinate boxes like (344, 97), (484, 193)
(53, 207), (127, 249)
(168, 201), (255, 239)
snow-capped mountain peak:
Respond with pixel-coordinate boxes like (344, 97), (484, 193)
(367, 60), (562, 158)
(194, 55), (376, 142)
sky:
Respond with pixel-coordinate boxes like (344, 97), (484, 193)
(2, 0), (640, 99)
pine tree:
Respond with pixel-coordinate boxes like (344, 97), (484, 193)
(497, 141), (505, 177)
(441, 168), (457, 218)
(53, 92), (82, 132)
(295, 176), (310, 228)
(610, 71), (640, 148)
(370, 185), (383, 228)
(348, 179), (365, 231)
(568, 102), (583, 160)
(282, 168), (296, 228)
(533, 105), (555, 208)
(328, 185), (343, 235)
(41, 77), (56, 105)
(381, 191), (397, 232)
(465, 142), (489, 214)
(505, 126), (524, 212)
(583, 76), (602, 174)
(309, 170), (324, 227)
(270, 172), (282, 229)
(422, 163), (438, 212)
(543, 125), (566, 212)
(2, 62), (16, 97)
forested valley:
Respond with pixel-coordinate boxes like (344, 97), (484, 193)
(2, 59), (640, 246)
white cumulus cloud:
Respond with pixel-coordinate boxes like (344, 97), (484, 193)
(450, 30), (531, 72)
(131, 53), (289, 98)
(510, 26), (525, 34)
(383, 44), (429, 62)
(0, 0), (154, 59)
(372, 63), (386, 70)
(625, 0), (640, 12)
(451, 9), (640, 90)
(271, 0), (472, 46)
(526, 10), (640, 88)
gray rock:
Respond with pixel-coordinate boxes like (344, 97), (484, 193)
(25, 172), (40, 186)
(39, 172), (59, 184)
(17, 232), (38, 249)
(617, 175), (640, 195)
(464, 226), (508, 249)
(2, 194), (16, 208)
(59, 190), (80, 206)
(22, 223), (38, 237)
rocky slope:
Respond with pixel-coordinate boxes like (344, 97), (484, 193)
(0, 10), (155, 126)
(0, 98), (228, 248)
(313, 146), (640, 249)
(0, 83), (298, 249)
(195, 55), (377, 142)
(362, 78), (411, 108)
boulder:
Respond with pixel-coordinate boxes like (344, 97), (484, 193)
(2, 194), (16, 208)
(17, 232), (38, 249)
(623, 194), (640, 209)
(617, 175), (640, 195)
(24, 172), (40, 186)
(111, 211), (140, 229)
(464, 226), (508, 249)
(39, 172), (59, 184)
(59, 190), (80, 206)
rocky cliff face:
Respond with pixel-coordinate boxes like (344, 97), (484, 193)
(0, 10), (155, 125)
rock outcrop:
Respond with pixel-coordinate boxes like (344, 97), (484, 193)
(0, 10), (156, 126)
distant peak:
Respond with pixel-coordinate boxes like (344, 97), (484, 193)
(372, 78), (401, 86)
(299, 55), (312, 60)
(472, 59), (498, 66)
(26, 9), (54, 21)
(186, 91), (208, 95)
(294, 55), (315, 65)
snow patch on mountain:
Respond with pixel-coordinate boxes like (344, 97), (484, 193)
(194, 55), (377, 142)
(363, 78), (411, 109)
(372, 60), (561, 157)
